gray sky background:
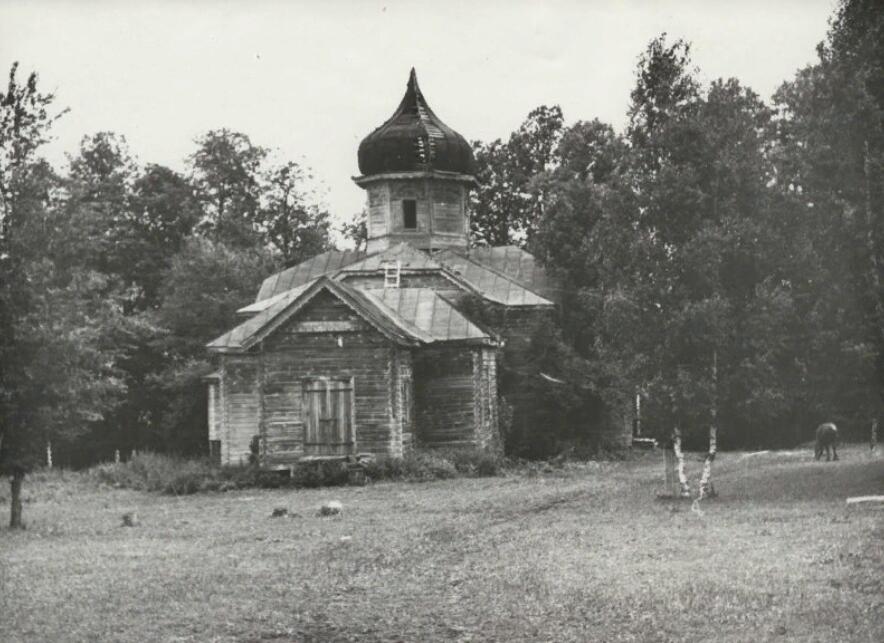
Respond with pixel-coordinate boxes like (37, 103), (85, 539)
(1, 0), (836, 229)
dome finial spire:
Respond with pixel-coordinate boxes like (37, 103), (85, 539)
(356, 68), (476, 177)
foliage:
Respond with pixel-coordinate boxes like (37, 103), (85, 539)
(4, 0), (884, 504)
(188, 129), (266, 247)
(340, 208), (368, 250)
(88, 447), (504, 496)
(261, 160), (332, 266)
(434, 448), (504, 477)
(90, 452), (215, 493)
(471, 105), (564, 247)
(362, 451), (459, 482)
(0, 64), (130, 529)
(188, 130), (332, 261)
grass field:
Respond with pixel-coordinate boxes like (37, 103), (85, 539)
(1, 446), (882, 642)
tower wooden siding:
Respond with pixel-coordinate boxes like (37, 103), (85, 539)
(364, 179), (470, 253)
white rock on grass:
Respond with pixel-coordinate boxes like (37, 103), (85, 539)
(319, 500), (343, 516)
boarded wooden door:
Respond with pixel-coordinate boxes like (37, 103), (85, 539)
(303, 378), (354, 456)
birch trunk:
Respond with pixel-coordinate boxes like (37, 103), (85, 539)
(698, 350), (718, 498)
(672, 427), (691, 497)
(698, 425), (717, 498)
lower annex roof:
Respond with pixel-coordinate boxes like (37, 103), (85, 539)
(208, 277), (496, 353)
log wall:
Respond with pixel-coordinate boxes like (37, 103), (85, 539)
(473, 347), (501, 451)
(218, 290), (411, 466)
(413, 345), (498, 450)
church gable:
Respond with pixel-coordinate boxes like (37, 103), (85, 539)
(261, 289), (384, 351)
(210, 277), (429, 354)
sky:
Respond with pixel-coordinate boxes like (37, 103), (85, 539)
(1, 0), (837, 228)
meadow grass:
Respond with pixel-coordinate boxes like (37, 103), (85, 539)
(1, 446), (881, 642)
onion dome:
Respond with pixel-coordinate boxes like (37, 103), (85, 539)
(357, 69), (476, 177)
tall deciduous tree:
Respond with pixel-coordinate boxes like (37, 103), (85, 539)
(189, 129), (267, 248)
(771, 0), (884, 435)
(1, 64), (129, 528)
(150, 237), (277, 452)
(471, 105), (564, 247)
(260, 160), (331, 266)
(1, 62), (63, 528)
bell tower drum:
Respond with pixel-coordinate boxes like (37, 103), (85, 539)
(354, 69), (477, 253)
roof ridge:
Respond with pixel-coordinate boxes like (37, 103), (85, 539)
(211, 276), (425, 352)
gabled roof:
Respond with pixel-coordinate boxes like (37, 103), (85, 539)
(255, 249), (366, 302)
(209, 278), (494, 353)
(436, 249), (554, 307)
(364, 289), (494, 344)
(339, 242), (444, 273)
(457, 246), (559, 303)
(238, 288), (299, 315)
(208, 281), (315, 352)
(249, 242), (558, 318)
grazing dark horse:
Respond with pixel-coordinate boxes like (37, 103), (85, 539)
(815, 422), (839, 461)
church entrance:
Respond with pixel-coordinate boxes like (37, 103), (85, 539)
(302, 377), (355, 456)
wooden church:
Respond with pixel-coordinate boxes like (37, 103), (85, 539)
(206, 69), (561, 467)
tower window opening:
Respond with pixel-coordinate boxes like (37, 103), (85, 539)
(402, 199), (417, 229)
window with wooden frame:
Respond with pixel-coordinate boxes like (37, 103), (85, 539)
(402, 199), (417, 229)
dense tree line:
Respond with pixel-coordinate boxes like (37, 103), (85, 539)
(471, 0), (883, 457)
(0, 72), (332, 524)
(1, 1), (880, 519)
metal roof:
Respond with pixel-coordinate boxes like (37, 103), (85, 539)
(436, 250), (553, 307)
(364, 288), (494, 344)
(209, 281), (314, 351)
(247, 243), (556, 318)
(339, 242), (444, 273)
(357, 69), (476, 177)
(210, 278), (494, 353)
(255, 249), (365, 302)
(457, 246), (559, 303)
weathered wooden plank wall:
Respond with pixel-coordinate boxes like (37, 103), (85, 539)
(413, 346), (481, 449)
(392, 351), (413, 454)
(219, 290), (410, 466)
(221, 357), (261, 466)
(473, 347), (500, 451)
